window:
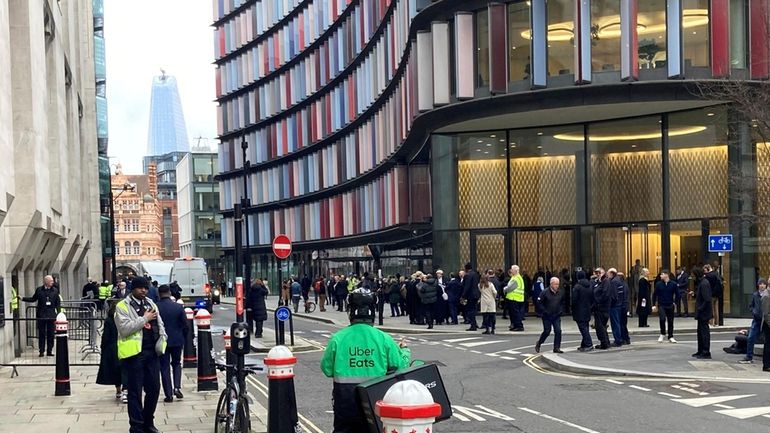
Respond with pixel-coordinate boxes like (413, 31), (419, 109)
(547, 0), (575, 76)
(683, 0), (709, 68)
(591, 0), (621, 72)
(132, 219), (139, 232)
(508, 1), (531, 81)
(637, 0), (667, 70)
(123, 220), (130, 231)
(133, 241), (140, 255)
(124, 241), (131, 255)
(476, 9), (489, 88)
(730, 0), (748, 69)
(114, 221), (120, 232)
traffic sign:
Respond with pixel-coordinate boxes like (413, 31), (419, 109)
(275, 306), (291, 322)
(708, 234), (733, 252)
(272, 234), (292, 260)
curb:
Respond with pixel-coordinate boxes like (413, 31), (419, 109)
(538, 352), (770, 384)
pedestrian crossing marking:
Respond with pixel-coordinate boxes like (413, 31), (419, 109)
(658, 392), (681, 398)
(492, 349), (521, 355)
(486, 353), (500, 357)
(674, 394), (755, 408)
(470, 350), (482, 354)
(629, 385), (651, 392)
(713, 404), (734, 409)
(460, 340), (508, 348)
(715, 406), (770, 420)
(443, 337), (481, 343)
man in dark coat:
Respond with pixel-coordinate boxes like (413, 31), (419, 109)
(675, 267), (690, 317)
(461, 264), (481, 331)
(246, 280), (269, 337)
(571, 271), (594, 351)
(157, 285), (188, 402)
(335, 275), (348, 312)
(592, 268), (612, 350)
(704, 264), (724, 326)
(692, 266), (713, 359)
(20, 275), (60, 356)
(445, 273), (462, 325)
(418, 275), (438, 329)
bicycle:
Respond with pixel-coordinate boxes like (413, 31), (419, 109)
(304, 300), (317, 313)
(214, 361), (264, 433)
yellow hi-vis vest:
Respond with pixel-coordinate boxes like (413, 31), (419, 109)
(506, 274), (525, 302)
(115, 300), (166, 359)
(99, 284), (112, 300)
(10, 287), (18, 311)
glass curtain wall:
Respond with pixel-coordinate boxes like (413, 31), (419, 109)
(590, 0), (621, 72)
(508, 1), (532, 82)
(638, 0), (667, 70)
(729, 0), (748, 70)
(476, 10), (490, 88)
(547, 0), (575, 77)
(683, 0), (710, 68)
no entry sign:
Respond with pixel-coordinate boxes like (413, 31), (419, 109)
(272, 234), (292, 260)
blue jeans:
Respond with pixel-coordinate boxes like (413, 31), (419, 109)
(745, 317), (762, 360)
(537, 315), (562, 349)
(609, 306), (623, 345)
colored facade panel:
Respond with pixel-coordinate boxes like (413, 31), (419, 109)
(488, 3), (507, 93)
(710, 0), (730, 77)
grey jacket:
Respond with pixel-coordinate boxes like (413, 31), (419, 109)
(115, 295), (168, 356)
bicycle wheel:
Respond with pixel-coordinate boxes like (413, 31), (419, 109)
(307, 302), (317, 313)
(214, 389), (231, 433)
(233, 397), (250, 433)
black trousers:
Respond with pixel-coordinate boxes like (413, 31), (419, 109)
(125, 348), (161, 433)
(696, 319), (711, 356)
(620, 306), (630, 343)
(159, 346), (182, 398)
(593, 310), (611, 347)
(423, 304), (433, 326)
(715, 294), (725, 326)
(763, 323), (770, 370)
(37, 319), (55, 354)
(659, 305), (675, 338)
(676, 290), (689, 315)
(332, 383), (366, 433)
(576, 320), (593, 348)
(465, 301), (478, 329)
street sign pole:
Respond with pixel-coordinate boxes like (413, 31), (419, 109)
(233, 203), (244, 323)
(272, 235), (293, 311)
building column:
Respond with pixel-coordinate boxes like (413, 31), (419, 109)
(430, 135), (460, 271)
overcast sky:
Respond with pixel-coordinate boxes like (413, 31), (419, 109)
(104, 0), (218, 174)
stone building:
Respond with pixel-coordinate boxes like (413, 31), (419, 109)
(0, 0), (104, 362)
(112, 164), (163, 274)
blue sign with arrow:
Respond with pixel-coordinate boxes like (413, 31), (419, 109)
(275, 306), (291, 322)
(708, 234), (733, 253)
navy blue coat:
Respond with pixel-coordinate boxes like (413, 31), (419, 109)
(156, 297), (188, 348)
(446, 278), (463, 303)
(653, 281), (679, 307)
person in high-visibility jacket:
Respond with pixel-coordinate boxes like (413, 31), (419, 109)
(114, 277), (167, 433)
(321, 288), (410, 433)
(98, 280), (112, 311)
(504, 265), (526, 332)
(10, 286), (19, 315)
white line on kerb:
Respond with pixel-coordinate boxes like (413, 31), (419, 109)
(629, 385), (651, 392)
(518, 407), (601, 433)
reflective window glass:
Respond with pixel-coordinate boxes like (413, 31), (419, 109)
(638, 0), (667, 70)
(730, 0), (748, 69)
(588, 116), (663, 223)
(683, 0), (710, 68)
(547, 0), (575, 76)
(476, 9), (490, 87)
(591, 0), (621, 72)
(508, 1), (531, 81)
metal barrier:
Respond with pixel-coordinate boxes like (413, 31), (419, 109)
(24, 304), (102, 360)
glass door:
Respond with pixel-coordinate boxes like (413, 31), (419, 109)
(514, 229), (575, 275)
(470, 232), (508, 273)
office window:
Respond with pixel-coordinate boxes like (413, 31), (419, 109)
(638, 0), (667, 70)
(591, 0), (621, 72)
(683, 0), (709, 68)
(133, 241), (140, 255)
(508, 1), (531, 81)
(124, 241), (131, 255)
(730, 0), (747, 69)
(476, 9), (489, 88)
(548, 0), (575, 76)
(132, 220), (139, 232)
(123, 220), (130, 231)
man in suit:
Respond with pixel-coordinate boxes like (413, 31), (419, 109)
(461, 264), (480, 331)
(20, 275), (60, 357)
(156, 284), (188, 402)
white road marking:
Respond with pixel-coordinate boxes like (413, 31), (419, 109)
(500, 356), (516, 360)
(680, 382), (699, 387)
(451, 406), (486, 421)
(452, 405), (515, 421)
(763, 415), (770, 419)
(674, 394), (756, 408)
(629, 385), (651, 392)
(518, 407), (601, 433)
(715, 406), (770, 420)
(519, 353), (534, 357)
(443, 337), (481, 343)
(493, 349), (521, 355)
(671, 385), (709, 396)
(470, 350), (482, 354)
(605, 379), (624, 385)
(486, 353), (500, 357)
(713, 404), (735, 409)
(658, 392), (681, 398)
(460, 340), (508, 348)
(473, 405), (515, 421)
(452, 412), (471, 422)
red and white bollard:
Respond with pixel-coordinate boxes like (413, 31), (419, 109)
(375, 380), (442, 433)
(264, 345), (299, 433)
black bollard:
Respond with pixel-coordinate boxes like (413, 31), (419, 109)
(265, 345), (299, 433)
(54, 313), (71, 396)
(195, 309), (218, 391)
(183, 307), (197, 368)
(223, 330), (234, 386)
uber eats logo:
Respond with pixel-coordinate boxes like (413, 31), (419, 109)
(348, 346), (376, 368)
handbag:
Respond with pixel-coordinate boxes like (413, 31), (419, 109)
(442, 290), (449, 301)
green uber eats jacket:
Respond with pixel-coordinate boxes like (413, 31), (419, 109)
(321, 323), (411, 383)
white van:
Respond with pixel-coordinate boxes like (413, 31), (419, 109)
(170, 257), (212, 312)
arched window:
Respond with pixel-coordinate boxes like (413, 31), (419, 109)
(124, 241), (131, 255)
(133, 241), (140, 255)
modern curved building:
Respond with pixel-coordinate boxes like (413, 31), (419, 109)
(213, 0), (770, 316)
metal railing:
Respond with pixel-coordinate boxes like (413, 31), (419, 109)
(24, 302), (102, 360)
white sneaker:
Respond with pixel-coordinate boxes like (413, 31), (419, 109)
(657, 335), (665, 343)
(121, 390), (128, 404)
(669, 337), (677, 343)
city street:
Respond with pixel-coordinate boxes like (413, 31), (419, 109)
(210, 303), (770, 433)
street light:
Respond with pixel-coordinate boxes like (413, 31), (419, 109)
(110, 181), (135, 283)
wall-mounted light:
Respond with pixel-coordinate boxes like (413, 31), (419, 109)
(554, 126), (707, 142)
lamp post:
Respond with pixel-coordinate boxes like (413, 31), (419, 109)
(110, 181), (135, 283)
(240, 136), (251, 307)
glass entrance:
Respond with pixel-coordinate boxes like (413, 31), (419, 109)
(471, 232), (507, 272)
(514, 229), (574, 275)
(596, 224), (662, 274)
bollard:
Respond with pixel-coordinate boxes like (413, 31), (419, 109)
(375, 380), (441, 433)
(195, 309), (218, 391)
(54, 313), (71, 396)
(223, 329), (234, 386)
(183, 307), (197, 368)
(264, 345), (299, 433)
